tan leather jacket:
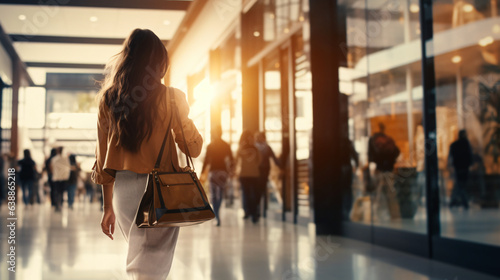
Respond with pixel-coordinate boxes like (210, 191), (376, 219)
(91, 86), (203, 185)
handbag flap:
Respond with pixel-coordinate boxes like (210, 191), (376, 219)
(155, 173), (208, 210)
(158, 173), (194, 185)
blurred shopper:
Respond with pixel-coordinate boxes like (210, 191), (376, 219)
(201, 127), (233, 226)
(18, 149), (37, 207)
(32, 168), (42, 204)
(84, 173), (95, 203)
(92, 29), (203, 279)
(340, 136), (359, 220)
(368, 123), (401, 220)
(235, 130), (261, 223)
(44, 148), (57, 207)
(415, 125), (426, 205)
(448, 129), (473, 210)
(254, 132), (280, 218)
(50, 147), (71, 212)
(67, 154), (81, 210)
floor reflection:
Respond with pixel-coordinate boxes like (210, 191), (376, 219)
(0, 202), (498, 280)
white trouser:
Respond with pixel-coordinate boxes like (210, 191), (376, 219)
(114, 170), (180, 280)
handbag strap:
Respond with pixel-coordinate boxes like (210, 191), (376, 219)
(154, 87), (173, 170)
(171, 92), (195, 170)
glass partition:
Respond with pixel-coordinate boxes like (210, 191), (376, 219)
(431, 0), (500, 246)
(341, 0), (427, 233)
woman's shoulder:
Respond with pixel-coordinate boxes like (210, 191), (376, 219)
(167, 86), (188, 101)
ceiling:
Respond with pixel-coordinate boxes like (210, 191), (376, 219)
(0, 2), (191, 85)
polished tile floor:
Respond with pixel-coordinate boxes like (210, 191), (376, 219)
(0, 201), (499, 280)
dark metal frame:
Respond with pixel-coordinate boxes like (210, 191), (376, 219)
(0, 0), (191, 10)
(26, 62), (105, 69)
(10, 35), (169, 45)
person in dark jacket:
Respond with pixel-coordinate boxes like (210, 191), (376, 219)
(254, 132), (280, 218)
(235, 130), (261, 223)
(18, 149), (37, 206)
(448, 130), (473, 209)
(45, 148), (57, 207)
(340, 136), (359, 220)
(68, 154), (81, 210)
(368, 123), (401, 220)
(201, 127), (233, 226)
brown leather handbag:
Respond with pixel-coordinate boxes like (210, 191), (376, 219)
(135, 87), (215, 228)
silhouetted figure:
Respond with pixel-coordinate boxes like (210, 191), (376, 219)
(340, 137), (359, 220)
(235, 130), (261, 223)
(45, 148), (57, 207)
(84, 173), (95, 203)
(255, 132), (280, 218)
(415, 125), (426, 205)
(201, 127), (233, 226)
(18, 149), (37, 206)
(67, 154), (81, 210)
(368, 122), (401, 220)
(448, 129), (473, 209)
(50, 147), (71, 212)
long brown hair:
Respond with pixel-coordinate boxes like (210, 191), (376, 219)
(98, 29), (169, 152)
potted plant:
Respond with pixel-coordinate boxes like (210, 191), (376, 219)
(478, 79), (500, 208)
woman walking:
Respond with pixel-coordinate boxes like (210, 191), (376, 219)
(92, 29), (203, 280)
(18, 149), (37, 207)
(235, 130), (261, 223)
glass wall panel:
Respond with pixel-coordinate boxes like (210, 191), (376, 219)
(264, 51), (284, 212)
(245, 0), (309, 59)
(217, 31), (242, 152)
(432, 0), (500, 246)
(341, 0), (427, 233)
(293, 31), (313, 218)
(1, 86), (12, 153)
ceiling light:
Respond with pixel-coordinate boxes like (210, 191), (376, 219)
(90, 16), (98, 22)
(284, 28), (290, 34)
(299, 15), (305, 22)
(451, 55), (462, 64)
(410, 4), (419, 13)
(18, 14), (26, 20)
(479, 36), (494, 47)
(253, 31), (260, 37)
(463, 4), (474, 13)
(163, 20), (171, 25)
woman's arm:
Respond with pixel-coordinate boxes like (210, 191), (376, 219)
(93, 107), (116, 240)
(171, 88), (203, 158)
(269, 146), (280, 167)
(91, 109), (115, 185)
(102, 182), (114, 209)
(100, 182), (115, 240)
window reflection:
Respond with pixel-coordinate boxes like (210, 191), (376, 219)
(342, 0), (427, 233)
(433, 0), (500, 246)
(263, 52), (284, 211)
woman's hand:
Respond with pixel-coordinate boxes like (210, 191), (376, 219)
(101, 206), (115, 240)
